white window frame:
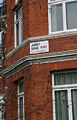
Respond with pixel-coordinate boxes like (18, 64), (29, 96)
(14, 12), (17, 48)
(48, 0), (77, 34)
(15, 0), (18, 5)
(18, 82), (24, 120)
(52, 70), (77, 120)
(14, 5), (23, 47)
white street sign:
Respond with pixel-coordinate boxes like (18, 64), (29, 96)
(30, 41), (49, 54)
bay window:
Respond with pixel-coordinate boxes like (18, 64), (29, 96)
(66, 1), (77, 29)
(51, 4), (63, 32)
(52, 71), (77, 120)
(48, 0), (77, 33)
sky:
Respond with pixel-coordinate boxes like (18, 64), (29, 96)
(0, 0), (3, 3)
(0, 0), (3, 44)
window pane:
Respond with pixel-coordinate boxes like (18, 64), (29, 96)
(19, 82), (24, 93)
(16, 19), (23, 45)
(51, 4), (63, 32)
(16, 7), (22, 19)
(21, 19), (23, 43)
(18, 7), (22, 18)
(66, 1), (77, 29)
(16, 22), (19, 45)
(19, 97), (23, 120)
(19, 19), (23, 44)
(72, 90), (77, 120)
(15, 6), (23, 46)
(55, 91), (69, 120)
(54, 72), (77, 85)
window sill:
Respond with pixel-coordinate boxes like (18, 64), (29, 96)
(49, 29), (77, 38)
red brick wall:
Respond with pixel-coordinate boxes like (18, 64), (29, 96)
(5, 60), (77, 120)
(6, 35), (77, 67)
(5, 0), (14, 54)
(5, 0), (77, 68)
(5, 0), (48, 55)
(4, 0), (77, 120)
(50, 35), (77, 52)
(6, 77), (18, 120)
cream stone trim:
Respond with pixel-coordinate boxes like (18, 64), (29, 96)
(6, 31), (77, 58)
(3, 49), (77, 77)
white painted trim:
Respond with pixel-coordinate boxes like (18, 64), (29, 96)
(52, 90), (56, 120)
(15, 0), (18, 5)
(68, 89), (73, 120)
(14, 6), (23, 48)
(48, 0), (77, 4)
(18, 94), (19, 120)
(48, 5), (52, 34)
(14, 12), (17, 48)
(63, 2), (67, 31)
(18, 95), (24, 120)
(53, 84), (77, 90)
(52, 71), (77, 120)
(18, 82), (24, 120)
(52, 73), (56, 120)
(3, 50), (77, 77)
(48, 0), (77, 33)
(52, 73), (54, 87)
(6, 29), (77, 58)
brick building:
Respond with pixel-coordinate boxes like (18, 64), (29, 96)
(2, 0), (77, 120)
(0, 2), (7, 119)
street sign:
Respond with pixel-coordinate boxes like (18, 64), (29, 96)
(30, 41), (49, 54)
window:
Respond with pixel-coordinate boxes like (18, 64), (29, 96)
(18, 81), (24, 120)
(14, 4), (23, 47)
(15, 0), (18, 4)
(52, 71), (77, 120)
(48, 0), (77, 33)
